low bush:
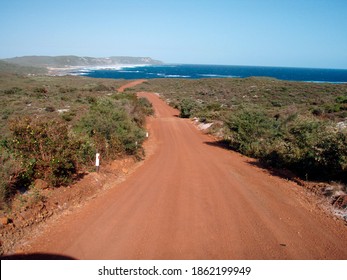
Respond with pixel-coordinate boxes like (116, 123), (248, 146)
(225, 111), (347, 181)
(265, 117), (347, 180)
(178, 98), (197, 118)
(9, 117), (85, 187)
(137, 97), (154, 117)
(77, 97), (146, 160)
(225, 108), (278, 157)
(0, 146), (21, 208)
(3, 87), (22, 95)
(33, 87), (48, 94)
(61, 111), (76, 122)
(336, 95), (347, 104)
(45, 106), (55, 112)
(90, 84), (112, 92)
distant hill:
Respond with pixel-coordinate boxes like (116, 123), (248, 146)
(3, 55), (163, 68)
(0, 60), (47, 75)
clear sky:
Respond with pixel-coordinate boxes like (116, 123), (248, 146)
(1, 0), (347, 69)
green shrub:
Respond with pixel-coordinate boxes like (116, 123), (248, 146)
(59, 87), (77, 93)
(131, 97), (154, 126)
(3, 87), (22, 95)
(264, 117), (347, 180)
(45, 106), (55, 112)
(224, 109), (347, 181)
(205, 102), (223, 111)
(196, 110), (222, 123)
(77, 97), (145, 159)
(178, 98), (196, 118)
(312, 108), (323, 116)
(225, 108), (278, 157)
(9, 117), (80, 187)
(271, 100), (282, 107)
(0, 147), (21, 208)
(90, 84), (111, 92)
(137, 97), (154, 116)
(325, 103), (341, 113)
(86, 96), (97, 104)
(336, 95), (347, 104)
(33, 87), (48, 94)
(61, 111), (76, 122)
(113, 92), (137, 101)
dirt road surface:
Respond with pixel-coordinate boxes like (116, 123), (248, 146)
(117, 79), (147, 93)
(24, 82), (347, 259)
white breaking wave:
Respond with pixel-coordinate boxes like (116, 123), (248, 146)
(70, 73), (89, 76)
(118, 70), (142, 73)
(153, 73), (191, 78)
(163, 74), (191, 78)
(69, 64), (150, 75)
(304, 80), (347, 84)
(199, 74), (240, 78)
(85, 64), (147, 71)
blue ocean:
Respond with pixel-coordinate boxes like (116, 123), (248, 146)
(74, 64), (347, 83)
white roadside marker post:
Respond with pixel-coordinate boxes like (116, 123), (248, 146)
(95, 152), (100, 173)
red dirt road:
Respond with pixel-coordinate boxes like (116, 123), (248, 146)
(117, 79), (147, 93)
(25, 85), (347, 259)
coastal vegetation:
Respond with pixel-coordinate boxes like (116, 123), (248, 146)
(1, 71), (346, 212)
(0, 74), (153, 208)
(138, 78), (347, 182)
(0, 61), (47, 75)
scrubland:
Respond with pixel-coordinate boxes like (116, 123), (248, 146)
(138, 78), (347, 183)
(0, 74), (153, 209)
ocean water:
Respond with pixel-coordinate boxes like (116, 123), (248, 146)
(74, 64), (347, 83)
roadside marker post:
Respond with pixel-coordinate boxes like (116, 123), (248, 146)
(95, 153), (100, 172)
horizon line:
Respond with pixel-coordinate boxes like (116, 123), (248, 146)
(1, 55), (347, 71)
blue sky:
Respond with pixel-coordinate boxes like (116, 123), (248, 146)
(1, 0), (347, 69)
